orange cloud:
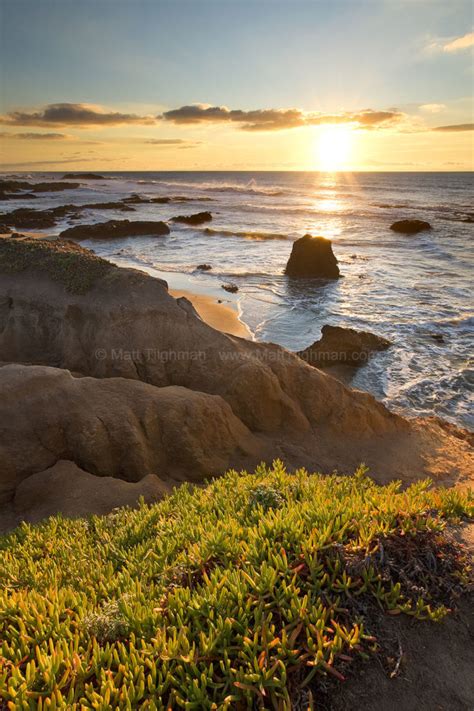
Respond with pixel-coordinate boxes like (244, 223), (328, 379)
(160, 104), (403, 131)
(0, 103), (156, 127)
(443, 31), (474, 52)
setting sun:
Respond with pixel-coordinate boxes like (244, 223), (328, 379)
(317, 125), (353, 171)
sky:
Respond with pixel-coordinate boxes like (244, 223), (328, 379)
(0, 0), (473, 171)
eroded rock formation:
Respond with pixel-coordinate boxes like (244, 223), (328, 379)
(0, 237), (472, 523)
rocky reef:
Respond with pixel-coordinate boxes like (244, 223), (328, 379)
(59, 219), (170, 240)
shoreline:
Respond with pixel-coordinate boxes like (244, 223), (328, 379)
(170, 288), (252, 338)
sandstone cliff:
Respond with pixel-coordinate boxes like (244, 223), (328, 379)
(0, 238), (472, 524)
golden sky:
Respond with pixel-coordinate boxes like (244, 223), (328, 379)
(0, 1), (473, 172)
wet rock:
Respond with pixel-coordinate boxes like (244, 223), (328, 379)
(390, 219), (432, 234)
(0, 208), (58, 230)
(59, 220), (170, 240)
(221, 282), (238, 293)
(0, 191), (38, 201)
(298, 325), (391, 368)
(0, 180), (79, 193)
(197, 264), (212, 271)
(62, 173), (105, 180)
(285, 234), (340, 279)
(171, 211), (212, 225)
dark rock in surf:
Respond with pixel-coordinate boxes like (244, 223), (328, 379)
(0, 179), (79, 194)
(62, 173), (105, 180)
(197, 264), (212, 271)
(390, 219), (431, 234)
(171, 211), (212, 226)
(0, 208), (58, 230)
(221, 283), (239, 293)
(81, 201), (135, 212)
(298, 325), (391, 368)
(285, 234), (339, 279)
(0, 191), (38, 201)
(59, 220), (170, 240)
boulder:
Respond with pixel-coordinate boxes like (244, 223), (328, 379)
(222, 282), (238, 293)
(59, 219), (170, 240)
(285, 234), (340, 278)
(299, 325), (391, 368)
(390, 219), (431, 234)
(14, 461), (167, 523)
(197, 263), (212, 271)
(171, 211), (212, 225)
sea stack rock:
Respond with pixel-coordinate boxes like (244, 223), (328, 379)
(285, 235), (340, 279)
(298, 325), (391, 368)
(390, 219), (431, 234)
(171, 211), (212, 226)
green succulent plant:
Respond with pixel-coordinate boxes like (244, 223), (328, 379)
(0, 462), (472, 709)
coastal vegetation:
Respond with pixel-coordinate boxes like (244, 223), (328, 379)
(1, 463), (471, 708)
(0, 238), (113, 294)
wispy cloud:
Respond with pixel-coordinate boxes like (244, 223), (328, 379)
(0, 156), (119, 168)
(432, 123), (474, 132)
(160, 104), (403, 131)
(419, 103), (446, 113)
(0, 103), (155, 127)
(144, 138), (201, 148)
(0, 131), (70, 140)
(443, 31), (474, 53)
(426, 30), (474, 54)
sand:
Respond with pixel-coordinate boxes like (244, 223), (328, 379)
(170, 288), (251, 338)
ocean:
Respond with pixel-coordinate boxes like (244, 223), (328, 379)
(9, 170), (474, 429)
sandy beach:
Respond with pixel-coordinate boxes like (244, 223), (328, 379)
(170, 288), (251, 338)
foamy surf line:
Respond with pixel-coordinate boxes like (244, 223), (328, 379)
(135, 178), (287, 196)
(201, 227), (291, 241)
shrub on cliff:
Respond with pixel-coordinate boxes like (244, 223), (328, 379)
(0, 463), (472, 708)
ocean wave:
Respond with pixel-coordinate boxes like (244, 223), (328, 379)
(135, 178), (287, 197)
(202, 227), (290, 241)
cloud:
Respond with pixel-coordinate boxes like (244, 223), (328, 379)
(160, 104), (403, 131)
(0, 156), (118, 169)
(443, 31), (474, 52)
(426, 31), (474, 54)
(419, 103), (446, 113)
(144, 138), (201, 147)
(0, 103), (156, 128)
(433, 123), (474, 131)
(0, 131), (70, 140)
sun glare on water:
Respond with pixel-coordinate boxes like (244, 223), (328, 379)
(317, 125), (353, 171)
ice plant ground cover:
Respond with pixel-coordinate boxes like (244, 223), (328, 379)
(0, 462), (472, 709)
